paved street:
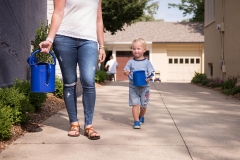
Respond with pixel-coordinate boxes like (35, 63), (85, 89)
(1, 82), (240, 160)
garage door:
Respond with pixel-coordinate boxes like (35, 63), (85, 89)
(167, 50), (201, 81)
(116, 51), (149, 81)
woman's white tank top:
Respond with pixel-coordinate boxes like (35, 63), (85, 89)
(57, 0), (99, 42)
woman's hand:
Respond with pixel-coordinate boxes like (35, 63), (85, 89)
(98, 48), (106, 63)
(39, 40), (52, 53)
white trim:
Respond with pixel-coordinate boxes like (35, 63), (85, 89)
(205, 0), (215, 27)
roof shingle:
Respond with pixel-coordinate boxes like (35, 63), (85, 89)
(104, 22), (204, 43)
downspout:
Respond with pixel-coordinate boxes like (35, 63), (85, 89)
(220, 0), (226, 79)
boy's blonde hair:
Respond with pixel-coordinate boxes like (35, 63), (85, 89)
(132, 38), (146, 49)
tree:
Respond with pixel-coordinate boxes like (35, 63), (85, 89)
(168, 0), (204, 22)
(102, 0), (160, 34)
(135, 1), (161, 22)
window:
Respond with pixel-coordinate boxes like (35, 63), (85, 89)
(174, 58), (178, 64)
(180, 58), (183, 64)
(196, 58), (200, 64)
(208, 63), (213, 76)
(169, 58), (173, 64)
(190, 58), (195, 64)
(185, 58), (189, 64)
(205, 0), (215, 26)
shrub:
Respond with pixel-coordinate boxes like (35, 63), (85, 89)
(221, 75), (239, 90)
(54, 76), (63, 99)
(32, 21), (54, 64)
(191, 72), (207, 84)
(95, 70), (108, 83)
(222, 85), (240, 95)
(0, 87), (32, 124)
(201, 78), (211, 86)
(230, 85), (240, 95)
(29, 92), (47, 111)
(0, 105), (13, 140)
(14, 79), (47, 111)
(207, 78), (223, 88)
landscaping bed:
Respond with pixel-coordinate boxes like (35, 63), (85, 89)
(0, 93), (65, 153)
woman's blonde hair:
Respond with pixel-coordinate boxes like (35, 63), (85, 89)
(132, 38), (146, 49)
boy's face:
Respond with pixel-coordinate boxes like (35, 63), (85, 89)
(131, 42), (146, 59)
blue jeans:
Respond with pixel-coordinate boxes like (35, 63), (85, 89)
(53, 35), (98, 128)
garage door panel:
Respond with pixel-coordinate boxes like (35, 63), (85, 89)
(116, 56), (132, 81)
(167, 50), (201, 81)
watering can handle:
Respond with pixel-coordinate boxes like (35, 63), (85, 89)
(147, 72), (154, 78)
(29, 48), (56, 65)
(46, 64), (52, 85)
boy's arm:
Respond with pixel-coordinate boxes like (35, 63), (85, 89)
(123, 70), (130, 76)
(146, 72), (154, 82)
(123, 60), (131, 76)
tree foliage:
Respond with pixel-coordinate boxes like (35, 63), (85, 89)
(102, 0), (160, 34)
(168, 0), (204, 22)
(135, 1), (161, 22)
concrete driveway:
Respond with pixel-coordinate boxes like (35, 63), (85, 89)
(0, 82), (240, 160)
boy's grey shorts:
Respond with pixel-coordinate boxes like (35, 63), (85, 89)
(129, 84), (150, 108)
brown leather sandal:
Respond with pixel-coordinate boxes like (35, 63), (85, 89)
(84, 127), (100, 140)
(68, 124), (80, 137)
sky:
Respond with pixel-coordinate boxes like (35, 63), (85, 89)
(154, 0), (193, 22)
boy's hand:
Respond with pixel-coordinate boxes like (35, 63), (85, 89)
(124, 70), (130, 76)
(145, 73), (154, 82)
(146, 78), (151, 82)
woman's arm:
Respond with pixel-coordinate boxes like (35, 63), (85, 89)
(39, 0), (66, 53)
(97, 0), (106, 62)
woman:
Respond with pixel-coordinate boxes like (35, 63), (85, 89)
(39, 0), (105, 140)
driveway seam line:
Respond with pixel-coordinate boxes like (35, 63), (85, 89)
(152, 83), (193, 160)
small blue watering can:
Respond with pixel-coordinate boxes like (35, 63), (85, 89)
(27, 48), (56, 93)
(129, 70), (154, 86)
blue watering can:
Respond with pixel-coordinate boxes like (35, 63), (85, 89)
(129, 70), (154, 86)
(27, 49), (56, 93)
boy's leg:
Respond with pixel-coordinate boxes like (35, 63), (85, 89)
(139, 107), (146, 117)
(139, 86), (150, 124)
(129, 85), (141, 128)
(132, 105), (140, 121)
(132, 105), (141, 129)
(139, 107), (146, 124)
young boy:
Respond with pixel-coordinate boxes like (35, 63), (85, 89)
(123, 38), (155, 129)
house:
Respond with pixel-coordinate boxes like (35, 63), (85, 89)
(205, 0), (240, 80)
(47, 1), (204, 82)
(104, 22), (204, 82)
(0, 1), (47, 87)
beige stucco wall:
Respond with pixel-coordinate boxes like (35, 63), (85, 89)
(152, 43), (204, 82)
(205, 0), (240, 80)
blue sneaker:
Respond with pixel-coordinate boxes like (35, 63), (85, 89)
(133, 121), (141, 129)
(139, 116), (144, 124)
